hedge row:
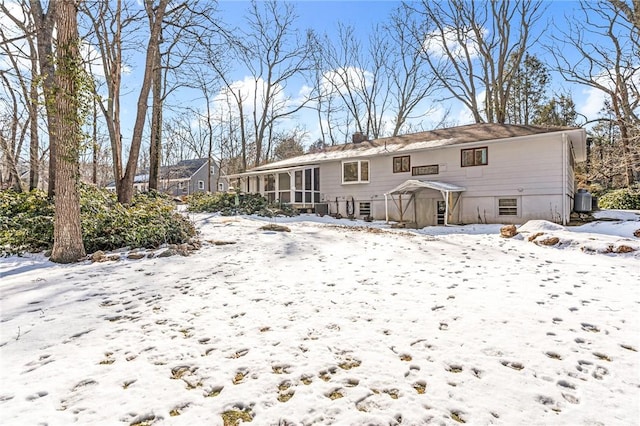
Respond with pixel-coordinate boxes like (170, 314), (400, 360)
(597, 187), (640, 210)
(186, 192), (298, 217)
(0, 185), (196, 256)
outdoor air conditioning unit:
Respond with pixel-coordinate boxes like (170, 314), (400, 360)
(315, 203), (329, 216)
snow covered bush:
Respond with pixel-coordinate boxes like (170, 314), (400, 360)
(79, 186), (196, 253)
(598, 187), (640, 210)
(0, 186), (196, 256)
(187, 192), (298, 217)
(0, 190), (54, 254)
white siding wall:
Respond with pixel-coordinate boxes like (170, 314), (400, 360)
(319, 134), (569, 224)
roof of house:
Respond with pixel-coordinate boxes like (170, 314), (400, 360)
(161, 158), (208, 180)
(105, 158), (209, 187)
(242, 123), (585, 174)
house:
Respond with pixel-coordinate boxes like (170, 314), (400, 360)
(227, 123), (587, 226)
(106, 158), (228, 196)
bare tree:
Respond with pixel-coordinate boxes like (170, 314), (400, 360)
(0, 0), (44, 190)
(0, 71), (28, 192)
(407, 0), (545, 124)
(318, 24), (392, 141)
(147, 1), (219, 191)
(386, 6), (441, 135)
(208, 0), (316, 169)
(81, 0), (169, 204)
(50, 0), (86, 263)
(549, 0), (639, 186)
(28, 0), (57, 196)
(312, 7), (440, 144)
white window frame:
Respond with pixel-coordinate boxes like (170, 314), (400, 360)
(218, 182), (224, 192)
(497, 197), (519, 216)
(342, 160), (370, 184)
(198, 180), (205, 190)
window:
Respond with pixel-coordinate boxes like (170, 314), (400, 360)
(498, 198), (518, 216)
(218, 182), (224, 192)
(412, 164), (439, 176)
(198, 180), (205, 190)
(264, 175), (275, 192)
(461, 147), (488, 167)
(177, 182), (183, 189)
(342, 160), (369, 184)
(393, 156), (410, 173)
(359, 202), (371, 216)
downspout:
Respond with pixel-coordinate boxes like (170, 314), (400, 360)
(441, 190), (449, 226)
(562, 134), (568, 225)
(384, 193), (389, 223)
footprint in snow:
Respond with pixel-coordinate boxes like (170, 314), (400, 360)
(25, 391), (48, 401)
(500, 360), (524, 370)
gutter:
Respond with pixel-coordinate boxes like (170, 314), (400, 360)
(562, 134), (568, 225)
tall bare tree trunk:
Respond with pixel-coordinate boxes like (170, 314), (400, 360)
(30, 0), (57, 197)
(50, 0), (86, 263)
(148, 36), (162, 191)
(119, 0), (169, 204)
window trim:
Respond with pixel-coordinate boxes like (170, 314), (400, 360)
(461, 147), (488, 167)
(412, 164), (439, 176)
(342, 160), (370, 184)
(197, 180), (205, 190)
(392, 155), (410, 173)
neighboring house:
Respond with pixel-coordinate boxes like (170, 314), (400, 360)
(227, 123), (587, 226)
(106, 158), (228, 196)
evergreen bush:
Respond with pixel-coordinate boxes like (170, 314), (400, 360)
(0, 185), (196, 256)
(597, 187), (640, 210)
(187, 192), (298, 217)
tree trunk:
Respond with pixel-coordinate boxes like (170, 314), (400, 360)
(29, 55), (40, 190)
(119, 0), (169, 204)
(50, 0), (86, 264)
(148, 35), (162, 191)
(30, 0), (57, 197)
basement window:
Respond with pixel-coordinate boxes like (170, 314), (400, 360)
(498, 198), (518, 216)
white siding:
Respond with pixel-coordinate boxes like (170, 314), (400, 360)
(319, 134), (569, 223)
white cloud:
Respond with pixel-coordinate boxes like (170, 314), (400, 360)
(577, 86), (607, 121)
(321, 66), (373, 96)
(422, 25), (485, 61)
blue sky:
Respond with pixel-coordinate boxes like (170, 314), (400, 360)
(111, 0), (605, 150)
(197, 1), (599, 140)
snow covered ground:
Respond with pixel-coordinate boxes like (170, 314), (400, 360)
(1, 210), (639, 425)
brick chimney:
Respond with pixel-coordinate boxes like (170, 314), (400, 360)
(352, 132), (367, 143)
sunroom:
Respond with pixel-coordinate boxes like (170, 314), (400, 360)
(228, 165), (320, 209)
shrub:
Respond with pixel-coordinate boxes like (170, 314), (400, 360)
(597, 187), (640, 210)
(0, 190), (54, 254)
(0, 185), (196, 256)
(186, 192), (298, 217)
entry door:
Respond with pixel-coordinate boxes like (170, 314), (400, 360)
(436, 200), (446, 225)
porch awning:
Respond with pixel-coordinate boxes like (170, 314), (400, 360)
(385, 179), (466, 195)
(227, 165), (319, 179)
(384, 180), (465, 226)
